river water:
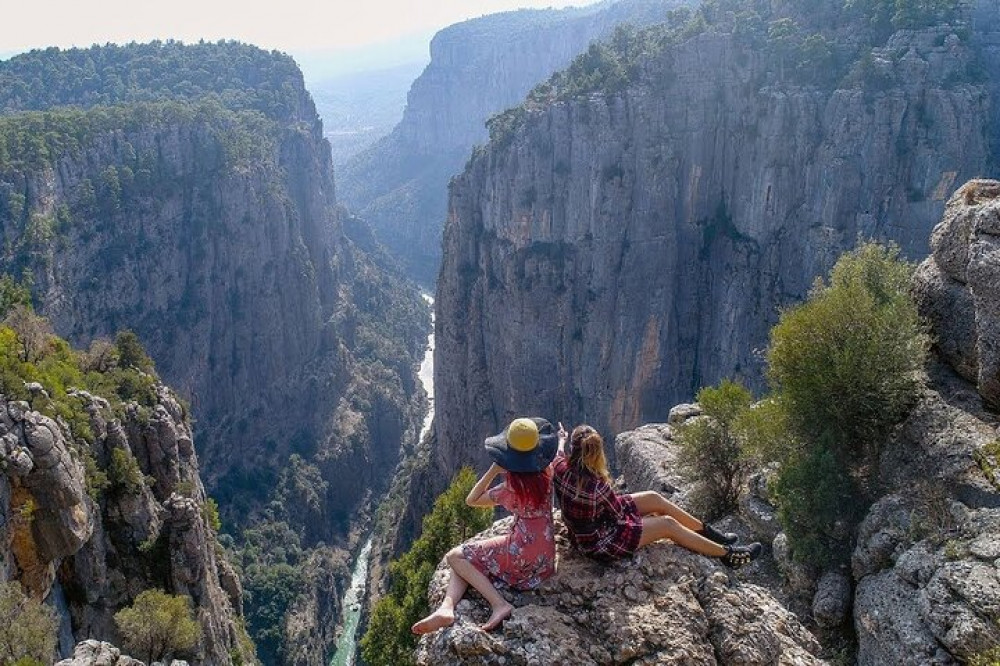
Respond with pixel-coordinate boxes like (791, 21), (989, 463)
(329, 293), (435, 666)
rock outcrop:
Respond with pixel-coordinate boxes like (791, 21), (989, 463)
(912, 179), (1000, 410)
(848, 182), (1000, 665)
(1, 385), (250, 664)
(415, 516), (825, 665)
(56, 640), (145, 666)
(339, 0), (689, 283)
(426, 1), (999, 530)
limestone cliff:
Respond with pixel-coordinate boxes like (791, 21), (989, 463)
(428, 0), (999, 516)
(1, 381), (252, 664)
(339, 0), (689, 284)
(0, 42), (429, 541)
(0, 42), (429, 664)
(848, 178), (1000, 665)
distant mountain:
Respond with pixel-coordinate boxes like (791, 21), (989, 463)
(310, 61), (427, 168)
(338, 0), (691, 285)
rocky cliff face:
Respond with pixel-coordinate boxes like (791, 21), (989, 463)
(0, 44), (429, 541)
(849, 179), (1000, 665)
(339, 0), (689, 283)
(491, 180), (999, 666)
(0, 42), (429, 664)
(428, 5), (998, 512)
(1, 382), (251, 664)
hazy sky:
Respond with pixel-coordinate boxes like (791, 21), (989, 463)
(1, 1), (596, 54)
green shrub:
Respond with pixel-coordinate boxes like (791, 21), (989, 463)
(0, 581), (58, 664)
(767, 242), (927, 470)
(243, 562), (304, 665)
(114, 589), (202, 664)
(202, 498), (222, 532)
(115, 330), (155, 373)
(360, 467), (492, 666)
(675, 380), (755, 518)
(969, 645), (1000, 666)
(770, 445), (862, 564)
(109, 447), (147, 493)
(764, 242), (928, 565)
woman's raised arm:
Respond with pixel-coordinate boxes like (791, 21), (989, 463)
(466, 463), (504, 507)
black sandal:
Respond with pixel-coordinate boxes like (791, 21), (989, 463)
(720, 542), (762, 569)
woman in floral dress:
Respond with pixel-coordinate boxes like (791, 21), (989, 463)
(412, 417), (557, 634)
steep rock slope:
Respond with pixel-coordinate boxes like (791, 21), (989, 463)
(849, 179), (1000, 665)
(0, 43), (428, 537)
(1, 369), (253, 664)
(430, 0), (998, 509)
(339, 0), (688, 283)
(572, 181), (1000, 665)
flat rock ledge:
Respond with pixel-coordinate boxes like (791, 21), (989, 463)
(415, 517), (825, 665)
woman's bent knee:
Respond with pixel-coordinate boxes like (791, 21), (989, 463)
(446, 547), (465, 565)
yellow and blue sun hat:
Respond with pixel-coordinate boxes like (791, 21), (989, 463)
(484, 417), (558, 472)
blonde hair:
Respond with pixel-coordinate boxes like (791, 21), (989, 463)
(569, 425), (611, 483)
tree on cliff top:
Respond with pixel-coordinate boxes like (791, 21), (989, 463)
(361, 467), (492, 666)
(115, 589), (202, 664)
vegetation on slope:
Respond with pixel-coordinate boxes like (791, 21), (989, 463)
(115, 589), (203, 664)
(0, 41), (307, 120)
(488, 0), (971, 144)
(0, 580), (58, 666)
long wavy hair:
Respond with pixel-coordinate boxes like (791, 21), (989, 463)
(569, 424), (612, 483)
(506, 467), (553, 510)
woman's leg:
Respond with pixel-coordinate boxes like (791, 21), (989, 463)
(411, 564), (468, 634)
(445, 549), (514, 631)
(630, 491), (703, 531)
(638, 515), (726, 556)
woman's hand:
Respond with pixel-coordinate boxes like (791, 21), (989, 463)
(557, 422), (568, 453)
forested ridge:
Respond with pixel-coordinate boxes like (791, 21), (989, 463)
(489, 0), (973, 142)
(0, 40), (309, 120)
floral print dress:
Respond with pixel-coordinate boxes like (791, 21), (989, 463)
(462, 477), (556, 590)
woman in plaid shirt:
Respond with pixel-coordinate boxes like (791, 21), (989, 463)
(552, 424), (761, 568)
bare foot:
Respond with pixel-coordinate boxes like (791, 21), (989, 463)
(411, 608), (455, 635)
(480, 602), (513, 631)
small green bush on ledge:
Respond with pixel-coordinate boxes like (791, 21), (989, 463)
(115, 588), (202, 664)
(676, 379), (756, 519)
(0, 580), (58, 664)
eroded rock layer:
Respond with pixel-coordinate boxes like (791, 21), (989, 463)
(1, 386), (251, 664)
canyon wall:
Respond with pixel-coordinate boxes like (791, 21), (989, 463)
(339, 0), (690, 283)
(427, 0), (998, 509)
